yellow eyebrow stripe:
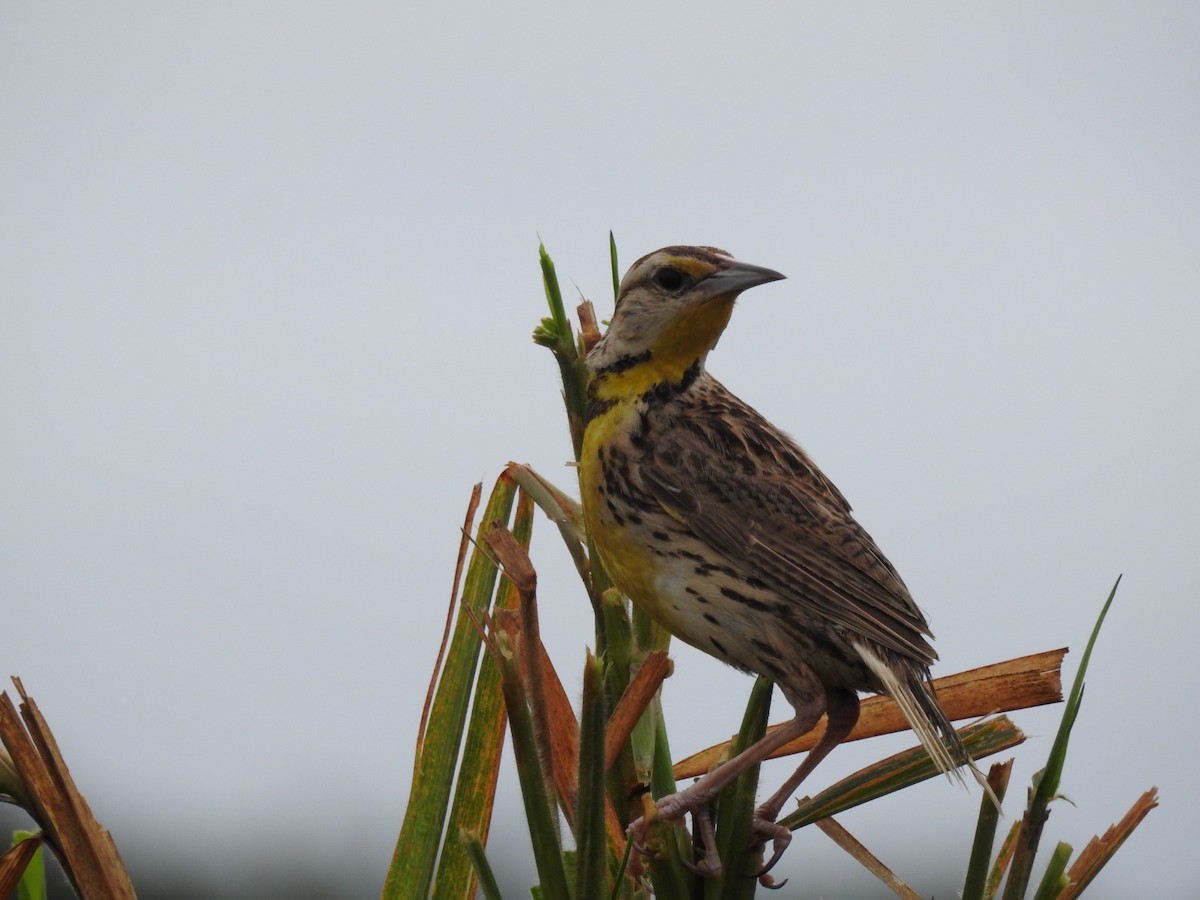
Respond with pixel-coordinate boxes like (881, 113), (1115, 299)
(668, 256), (719, 279)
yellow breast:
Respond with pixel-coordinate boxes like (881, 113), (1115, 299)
(579, 402), (665, 611)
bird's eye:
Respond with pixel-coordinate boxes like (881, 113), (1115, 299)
(654, 267), (686, 292)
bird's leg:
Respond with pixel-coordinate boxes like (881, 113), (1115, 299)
(628, 713), (810, 877)
(752, 689), (861, 885)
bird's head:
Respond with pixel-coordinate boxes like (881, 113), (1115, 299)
(588, 246), (785, 376)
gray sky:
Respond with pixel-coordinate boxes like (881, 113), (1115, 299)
(3, 3), (1197, 897)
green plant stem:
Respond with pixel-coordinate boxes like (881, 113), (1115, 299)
(962, 760), (1014, 900)
(534, 243), (588, 460)
(644, 715), (693, 898)
(610, 838), (637, 900)
(576, 651), (610, 900)
(462, 833), (505, 900)
(1031, 842), (1073, 900)
(601, 590), (639, 824)
(713, 676), (774, 900)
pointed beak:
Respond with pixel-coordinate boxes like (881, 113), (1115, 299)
(701, 259), (786, 298)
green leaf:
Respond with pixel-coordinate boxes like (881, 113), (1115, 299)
(435, 491), (536, 898)
(781, 716), (1025, 830)
(11, 831), (47, 900)
(609, 232), (620, 301)
(385, 475), (518, 899)
(1003, 577), (1120, 900)
(1038, 577), (1120, 806)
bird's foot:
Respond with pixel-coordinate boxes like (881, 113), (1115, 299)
(627, 793), (795, 884)
(749, 810), (792, 888)
(690, 804), (723, 878)
(627, 790), (725, 878)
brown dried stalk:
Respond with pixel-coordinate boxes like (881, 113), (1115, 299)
(814, 815), (920, 900)
(0, 679), (136, 899)
(1058, 787), (1160, 899)
(674, 648), (1066, 779)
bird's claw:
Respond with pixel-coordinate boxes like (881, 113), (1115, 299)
(628, 794), (795, 883)
(627, 794), (725, 878)
(749, 812), (793, 887)
(691, 804), (723, 877)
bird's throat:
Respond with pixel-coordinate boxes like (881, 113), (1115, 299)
(589, 297), (733, 410)
(654, 296), (735, 374)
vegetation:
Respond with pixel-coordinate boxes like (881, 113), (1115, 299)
(0, 240), (1157, 899)
(384, 240), (1156, 899)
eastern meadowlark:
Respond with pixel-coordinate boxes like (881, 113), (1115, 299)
(579, 245), (985, 880)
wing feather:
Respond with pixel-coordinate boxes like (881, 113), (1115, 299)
(639, 412), (937, 666)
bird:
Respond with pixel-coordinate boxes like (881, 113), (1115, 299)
(578, 245), (986, 881)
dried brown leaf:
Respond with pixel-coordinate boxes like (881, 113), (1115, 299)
(815, 816), (920, 900)
(578, 301), (602, 354)
(1058, 787), (1159, 899)
(0, 681), (136, 899)
(675, 649), (1066, 779)
(604, 651), (669, 771)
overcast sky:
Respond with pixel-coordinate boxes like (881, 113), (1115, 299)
(2, 4), (1197, 897)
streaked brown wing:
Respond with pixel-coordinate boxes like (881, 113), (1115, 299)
(641, 432), (937, 667)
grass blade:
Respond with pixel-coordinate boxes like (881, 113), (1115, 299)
(609, 231), (620, 301)
(984, 819), (1023, 900)
(0, 683), (136, 899)
(386, 473), (517, 898)
(434, 491), (535, 898)
(1003, 577), (1120, 900)
(1038, 578), (1120, 805)
(604, 650), (669, 773)
(781, 717), (1025, 830)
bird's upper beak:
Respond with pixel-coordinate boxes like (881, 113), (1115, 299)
(701, 259), (786, 298)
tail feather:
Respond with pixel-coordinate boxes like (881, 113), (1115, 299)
(854, 642), (1001, 810)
